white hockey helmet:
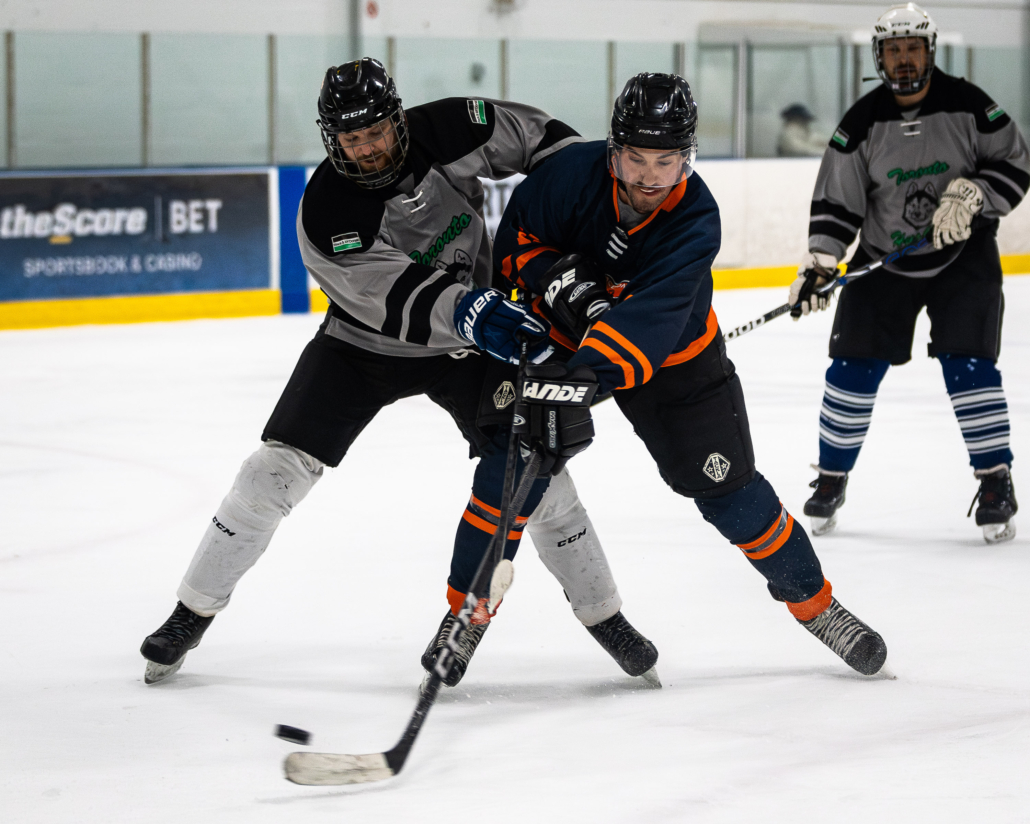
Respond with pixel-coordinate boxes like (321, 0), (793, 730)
(872, 3), (938, 94)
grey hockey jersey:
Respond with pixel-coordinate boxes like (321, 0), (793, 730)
(298, 97), (581, 356)
(809, 68), (1030, 277)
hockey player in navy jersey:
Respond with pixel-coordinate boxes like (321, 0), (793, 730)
(488, 72), (889, 676)
(789, 3), (1029, 543)
(140, 58), (659, 687)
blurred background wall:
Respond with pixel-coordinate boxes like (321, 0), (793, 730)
(0, 0), (1026, 168)
(0, 0), (1027, 326)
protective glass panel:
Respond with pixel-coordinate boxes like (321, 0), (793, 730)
(694, 46), (735, 158)
(15, 32), (141, 168)
(614, 41), (679, 95)
(274, 36), (388, 166)
(508, 40), (608, 140)
(748, 45), (840, 159)
(150, 34), (267, 166)
(971, 47), (1027, 135)
(394, 38), (501, 108)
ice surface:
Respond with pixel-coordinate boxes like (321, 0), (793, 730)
(2, 282), (1029, 822)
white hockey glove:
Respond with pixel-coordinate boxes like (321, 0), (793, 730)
(932, 177), (983, 249)
(789, 251), (838, 320)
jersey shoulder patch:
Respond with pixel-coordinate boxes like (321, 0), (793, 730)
(407, 98), (497, 166)
(300, 160), (387, 257)
(831, 86), (892, 153)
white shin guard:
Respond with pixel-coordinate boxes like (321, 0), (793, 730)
(527, 469), (622, 627)
(177, 441), (324, 616)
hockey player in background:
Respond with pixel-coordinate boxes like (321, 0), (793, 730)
(484, 71), (889, 677)
(140, 59), (659, 687)
(789, 3), (1029, 542)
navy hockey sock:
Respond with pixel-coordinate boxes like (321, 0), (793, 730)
(817, 357), (890, 473)
(447, 432), (550, 600)
(695, 473), (825, 604)
(939, 354), (1014, 471)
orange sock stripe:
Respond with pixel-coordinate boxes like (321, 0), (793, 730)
(468, 495), (529, 525)
(461, 509), (525, 540)
(786, 579), (833, 622)
(591, 321), (653, 383)
(742, 515), (794, 560)
(738, 506), (786, 551)
(447, 585), (466, 615)
(581, 337), (635, 388)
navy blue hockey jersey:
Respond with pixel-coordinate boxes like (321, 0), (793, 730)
(493, 141), (721, 395)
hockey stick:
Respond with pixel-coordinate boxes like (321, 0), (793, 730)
(723, 236), (938, 341)
(284, 342), (543, 787)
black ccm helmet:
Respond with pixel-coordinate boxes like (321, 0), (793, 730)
(317, 58), (409, 188)
(608, 73), (698, 188)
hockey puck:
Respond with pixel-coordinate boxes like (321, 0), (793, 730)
(275, 724), (311, 746)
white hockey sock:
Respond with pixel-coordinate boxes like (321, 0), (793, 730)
(178, 441), (324, 615)
(527, 469), (622, 627)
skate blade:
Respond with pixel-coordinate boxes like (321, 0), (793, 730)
(983, 521), (1016, 544)
(638, 666), (662, 688)
(144, 655), (186, 685)
(809, 513), (838, 536)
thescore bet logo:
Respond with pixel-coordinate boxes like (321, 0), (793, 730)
(0, 199), (223, 241)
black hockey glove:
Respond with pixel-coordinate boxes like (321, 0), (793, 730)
(514, 363), (599, 477)
(539, 254), (614, 341)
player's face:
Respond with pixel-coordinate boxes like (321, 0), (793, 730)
(882, 37), (928, 84)
(612, 146), (683, 212)
(337, 118), (400, 173)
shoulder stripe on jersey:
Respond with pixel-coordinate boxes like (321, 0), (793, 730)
(405, 271), (461, 345)
(580, 337), (636, 388)
(591, 321), (653, 383)
(382, 265), (433, 339)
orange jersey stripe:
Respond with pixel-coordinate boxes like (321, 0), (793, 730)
(591, 321), (653, 383)
(786, 579), (833, 622)
(581, 337), (635, 388)
(462, 509), (525, 540)
(663, 306), (718, 367)
(515, 245), (560, 272)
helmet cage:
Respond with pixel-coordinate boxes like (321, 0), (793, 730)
(318, 109), (409, 189)
(606, 134), (697, 189)
(873, 34), (936, 94)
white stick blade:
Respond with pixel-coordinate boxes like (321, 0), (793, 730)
(284, 752), (394, 785)
(488, 558), (515, 612)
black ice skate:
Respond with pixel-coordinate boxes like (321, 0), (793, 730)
(420, 610), (489, 690)
(798, 598), (887, 676)
(140, 601), (214, 684)
(803, 467), (848, 536)
(968, 464), (1018, 544)
(585, 611), (661, 686)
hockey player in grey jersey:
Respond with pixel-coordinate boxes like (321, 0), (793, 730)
(140, 59), (658, 686)
(789, 3), (1028, 543)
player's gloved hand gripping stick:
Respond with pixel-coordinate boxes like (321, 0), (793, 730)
(283, 335), (545, 787)
(723, 236), (962, 341)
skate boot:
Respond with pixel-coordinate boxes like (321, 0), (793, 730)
(968, 464), (1017, 544)
(420, 609), (489, 689)
(140, 601), (214, 684)
(797, 597), (887, 676)
(803, 467), (848, 536)
(585, 611), (661, 686)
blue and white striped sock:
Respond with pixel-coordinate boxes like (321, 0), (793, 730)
(817, 358), (890, 473)
(940, 355), (1013, 471)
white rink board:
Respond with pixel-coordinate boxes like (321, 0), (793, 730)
(2, 281), (1029, 822)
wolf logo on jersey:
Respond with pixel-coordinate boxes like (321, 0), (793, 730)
(902, 181), (938, 229)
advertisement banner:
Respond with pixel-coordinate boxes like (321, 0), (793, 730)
(0, 170), (270, 302)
